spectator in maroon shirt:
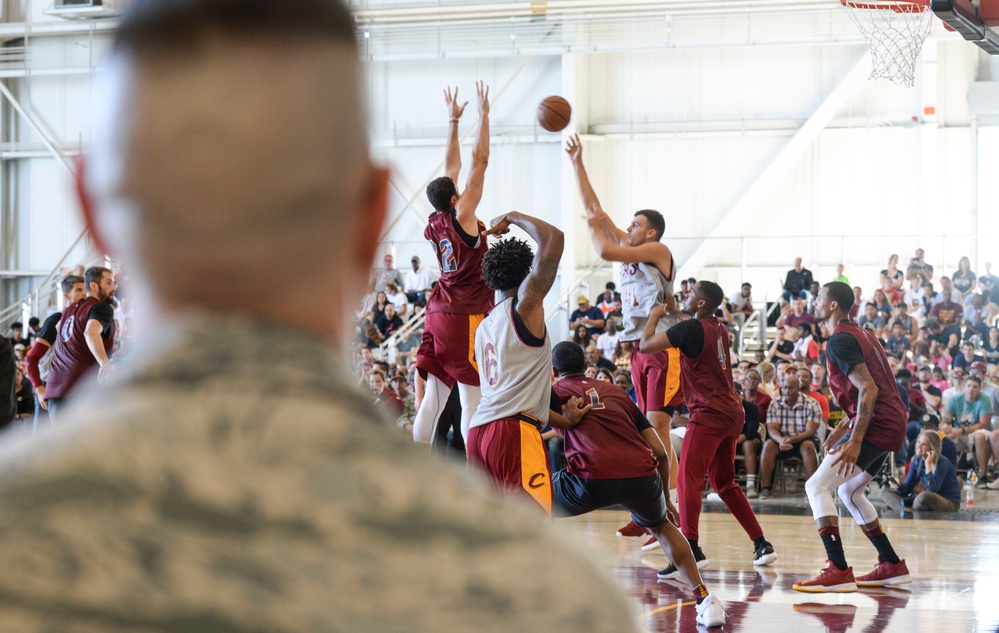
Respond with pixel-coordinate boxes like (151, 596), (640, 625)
(929, 289), (963, 342)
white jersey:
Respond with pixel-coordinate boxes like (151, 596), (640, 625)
(469, 297), (552, 429)
(619, 259), (676, 341)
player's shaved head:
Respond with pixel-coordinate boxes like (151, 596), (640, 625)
(822, 281), (854, 314)
(85, 0), (380, 321)
(553, 341), (587, 375)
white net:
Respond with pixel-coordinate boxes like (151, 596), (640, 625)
(842, 0), (934, 88)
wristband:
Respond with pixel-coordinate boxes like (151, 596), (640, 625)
(449, 118), (459, 123)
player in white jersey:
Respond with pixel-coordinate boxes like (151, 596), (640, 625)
(566, 134), (682, 540)
(467, 211), (591, 513)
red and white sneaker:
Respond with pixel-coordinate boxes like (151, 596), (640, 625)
(641, 536), (660, 551)
(792, 560), (858, 593)
(856, 558), (911, 587)
(616, 520), (648, 540)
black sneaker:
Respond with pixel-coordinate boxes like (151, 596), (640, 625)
(753, 540), (778, 566)
(657, 546), (709, 581)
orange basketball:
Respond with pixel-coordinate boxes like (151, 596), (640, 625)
(537, 95), (572, 132)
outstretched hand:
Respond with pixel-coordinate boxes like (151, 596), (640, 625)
(565, 133), (582, 163)
(444, 85), (468, 120)
(475, 80), (490, 115)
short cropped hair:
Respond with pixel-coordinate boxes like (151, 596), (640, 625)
(426, 177), (458, 213)
(823, 281), (855, 314)
(85, 266), (112, 289)
(114, 0), (355, 55)
(552, 341), (586, 375)
(697, 280), (724, 312)
(635, 210), (665, 242)
(61, 275), (84, 294)
(481, 238), (533, 292)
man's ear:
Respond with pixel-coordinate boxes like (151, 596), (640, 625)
(75, 157), (113, 258)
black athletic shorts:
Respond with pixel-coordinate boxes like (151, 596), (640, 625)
(552, 471), (667, 528)
(833, 434), (890, 477)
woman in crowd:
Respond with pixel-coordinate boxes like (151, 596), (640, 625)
(613, 369), (637, 402)
(882, 430), (960, 513)
(881, 254), (906, 294)
(983, 326), (999, 368)
(952, 256), (977, 300)
(595, 367), (614, 383)
(873, 289), (894, 318)
(570, 324), (592, 348)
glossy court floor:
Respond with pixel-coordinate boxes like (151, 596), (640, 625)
(558, 496), (999, 633)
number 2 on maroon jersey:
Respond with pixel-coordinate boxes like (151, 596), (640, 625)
(437, 239), (457, 273)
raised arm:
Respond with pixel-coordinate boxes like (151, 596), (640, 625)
(443, 85), (467, 185)
(565, 134), (625, 242)
(484, 211), (563, 339)
(455, 81), (489, 235)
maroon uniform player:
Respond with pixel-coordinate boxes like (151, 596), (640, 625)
(412, 82), (493, 446)
(794, 281), (910, 593)
(45, 266), (117, 420)
(641, 280), (777, 580)
(550, 341), (726, 628)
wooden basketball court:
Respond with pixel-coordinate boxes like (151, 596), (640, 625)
(560, 506), (996, 632)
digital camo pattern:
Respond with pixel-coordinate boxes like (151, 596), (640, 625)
(0, 315), (635, 632)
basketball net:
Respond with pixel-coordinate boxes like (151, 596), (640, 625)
(841, 0), (934, 88)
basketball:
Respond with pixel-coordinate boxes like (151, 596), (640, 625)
(537, 95), (571, 132)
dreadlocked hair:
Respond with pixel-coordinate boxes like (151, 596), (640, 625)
(481, 237), (534, 292)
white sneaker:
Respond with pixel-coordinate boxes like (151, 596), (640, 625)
(695, 593), (726, 627)
(705, 492), (722, 502)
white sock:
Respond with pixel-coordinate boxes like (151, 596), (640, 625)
(669, 487), (678, 506)
(747, 475), (758, 489)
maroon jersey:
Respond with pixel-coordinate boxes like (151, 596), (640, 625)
(825, 321), (907, 452)
(423, 210), (493, 315)
(553, 377), (658, 480)
(666, 317), (744, 437)
(46, 297), (115, 399)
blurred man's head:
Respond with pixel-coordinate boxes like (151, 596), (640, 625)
(82, 0), (386, 345)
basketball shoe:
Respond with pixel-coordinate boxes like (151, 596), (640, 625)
(695, 594), (726, 628)
(657, 545), (709, 581)
(616, 520), (648, 540)
(856, 558), (911, 587)
(793, 560), (858, 593)
(641, 536), (660, 551)
(753, 539), (778, 566)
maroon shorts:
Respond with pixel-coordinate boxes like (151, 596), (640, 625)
(467, 418), (553, 514)
(416, 311), (484, 389)
(630, 346), (683, 413)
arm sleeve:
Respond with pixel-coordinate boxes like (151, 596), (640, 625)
(24, 342), (47, 389)
(87, 303), (115, 335)
(632, 407), (652, 433)
(666, 318), (704, 357)
(825, 332), (866, 377)
(37, 313), (60, 345)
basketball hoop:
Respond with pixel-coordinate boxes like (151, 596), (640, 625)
(841, 0), (934, 87)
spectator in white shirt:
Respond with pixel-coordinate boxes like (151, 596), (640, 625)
(729, 282), (754, 335)
(385, 282), (410, 318)
(596, 319), (621, 361)
(403, 255), (436, 307)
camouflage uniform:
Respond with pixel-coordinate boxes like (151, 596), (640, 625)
(0, 315), (635, 632)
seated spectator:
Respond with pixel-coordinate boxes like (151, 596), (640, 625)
(594, 283), (619, 317)
(806, 281), (821, 314)
(898, 367), (928, 449)
(613, 341), (632, 370)
(613, 369), (637, 402)
(952, 256), (977, 301)
(605, 299), (624, 330)
(880, 254), (905, 298)
(767, 327), (795, 363)
(375, 302), (404, 340)
(729, 282), (754, 334)
(983, 326), (999, 368)
(963, 294), (989, 341)
(941, 375), (994, 484)
(873, 289), (894, 317)
(929, 289), (963, 342)
(384, 282), (409, 317)
(851, 286), (864, 321)
(390, 373), (416, 435)
(783, 257), (813, 303)
(755, 361), (777, 396)
(917, 365), (943, 413)
(570, 296), (605, 338)
(980, 262), (997, 295)
(595, 319), (620, 360)
(809, 362), (829, 395)
(585, 344), (617, 374)
(891, 302), (916, 342)
(953, 340), (986, 373)
(403, 255), (436, 307)
(857, 302), (885, 337)
(791, 323), (819, 362)
(369, 369), (403, 416)
(374, 253), (401, 293)
(902, 277), (926, 321)
(798, 368), (829, 438)
(832, 263), (850, 285)
(758, 375), (821, 499)
(7, 322), (28, 351)
(570, 324), (592, 349)
(883, 430), (960, 512)
(11, 365), (33, 430)
(371, 290), (389, 324)
(677, 279), (691, 304)
(885, 322), (911, 358)
(929, 339), (952, 371)
(739, 374), (769, 498)
(930, 365), (948, 391)
(594, 367), (614, 383)
(968, 361), (999, 412)
(907, 248), (934, 283)
(777, 297), (814, 330)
